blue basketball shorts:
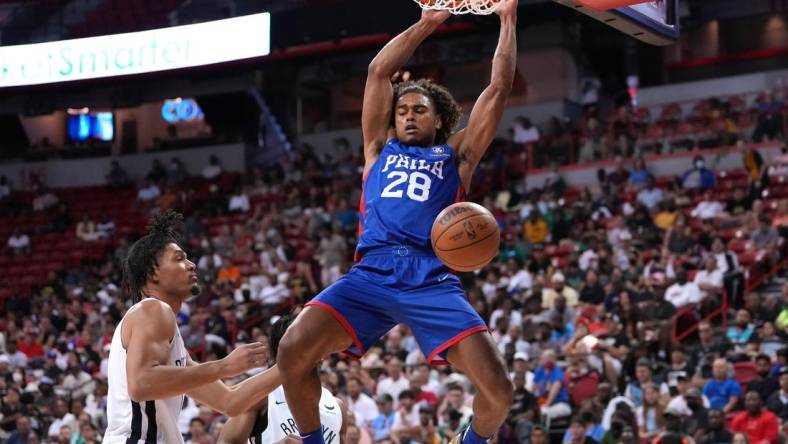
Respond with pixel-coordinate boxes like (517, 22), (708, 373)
(305, 246), (488, 365)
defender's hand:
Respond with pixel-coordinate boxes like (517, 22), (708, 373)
(220, 342), (269, 377)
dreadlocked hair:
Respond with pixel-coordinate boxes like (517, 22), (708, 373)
(392, 79), (462, 146)
(122, 210), (184, 304)
(269, 313), (295, 360)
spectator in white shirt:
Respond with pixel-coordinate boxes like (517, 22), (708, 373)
(694, 257), (724, 300)
(691, 190), (724, 220)
(347, 376), (379, 428)
(137, 180), (160, 202)
(47, 398), (78, 439)
(32, 188), (59, 212)
(7, 228), (31, 255)
(256, 274), (289, 306)
(228, 186), (250, 213)
(512, 117), (541, 145)
(201, 155), (223, 179)
(506, 258), (533, 293)
(377, 357), (410, 406)
(76, 214), (101, 242)
(637, 176), (664, 210)
(665, 268), (703, 308)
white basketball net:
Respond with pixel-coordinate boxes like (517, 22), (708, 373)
(413, 0), (503, 15)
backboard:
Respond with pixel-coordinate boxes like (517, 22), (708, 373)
(552, 0), (680, 46)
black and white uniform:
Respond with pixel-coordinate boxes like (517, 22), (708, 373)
(252, 386), (342, 444)
(104, 310), (188, 444)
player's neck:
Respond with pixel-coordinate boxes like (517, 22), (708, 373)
(142, 287), (183, 314)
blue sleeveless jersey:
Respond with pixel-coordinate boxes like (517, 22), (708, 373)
(356, 139), (464, 258)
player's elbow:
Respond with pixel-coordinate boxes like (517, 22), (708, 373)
(367, 61), (390, 79)
(487, 81), (512, 98)
(127, 382), (147, 403)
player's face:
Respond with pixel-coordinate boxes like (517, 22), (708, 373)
(394, 93), (441, 147)
(155, 243), (199, 300)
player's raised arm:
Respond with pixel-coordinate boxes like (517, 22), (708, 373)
(450, 0), (517, 190)
(362, 8), (450, 167)
(124, 300), (268, 402)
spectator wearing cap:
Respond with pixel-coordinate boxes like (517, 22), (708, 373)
(35, 376), (57, 411)
(542, 272), (579, 310)
(696, 409), (732, 444)
(531, 349), (571, 428)
(371, 393), (398, 442)
(653, 405), (691, 444)
(765, 366), (788, 420)
(730, 391), (779, 444)
(748, 354), (779, 404)
(346, 376), (379, 428)
(376, 356), (409, 406)
(703, 358), (741, 413)
(667, 383), (710, 436)
(665, 268), (703, 309)
(625, 358), (671, 407)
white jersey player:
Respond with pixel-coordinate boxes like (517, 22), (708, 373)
(219, 315), (347, 444)
(105, 211), (281, 443)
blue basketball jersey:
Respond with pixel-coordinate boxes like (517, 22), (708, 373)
(356, 139), (463, 258)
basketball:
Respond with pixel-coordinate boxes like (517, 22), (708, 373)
(431, 202), (500, 272)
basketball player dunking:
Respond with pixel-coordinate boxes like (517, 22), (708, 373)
(218, 314), (347, 444)
(104, 211), (284, 444)
(277, 2), (518, 444)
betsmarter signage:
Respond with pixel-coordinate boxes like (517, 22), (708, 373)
(0, 12), (270, 88)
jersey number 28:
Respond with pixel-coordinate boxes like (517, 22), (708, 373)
(381, 171), (432, 202)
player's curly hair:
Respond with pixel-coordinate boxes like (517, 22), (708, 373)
(270, 313), (295, 360)
(392, 79), (462, 146)
(122, 210), (184, 304)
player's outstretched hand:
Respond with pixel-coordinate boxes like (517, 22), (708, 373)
(495, 0), (518, 18)
(421, 7), (451, 25)
(220, 342), (269, 377)
(275, 435), (303, 444)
